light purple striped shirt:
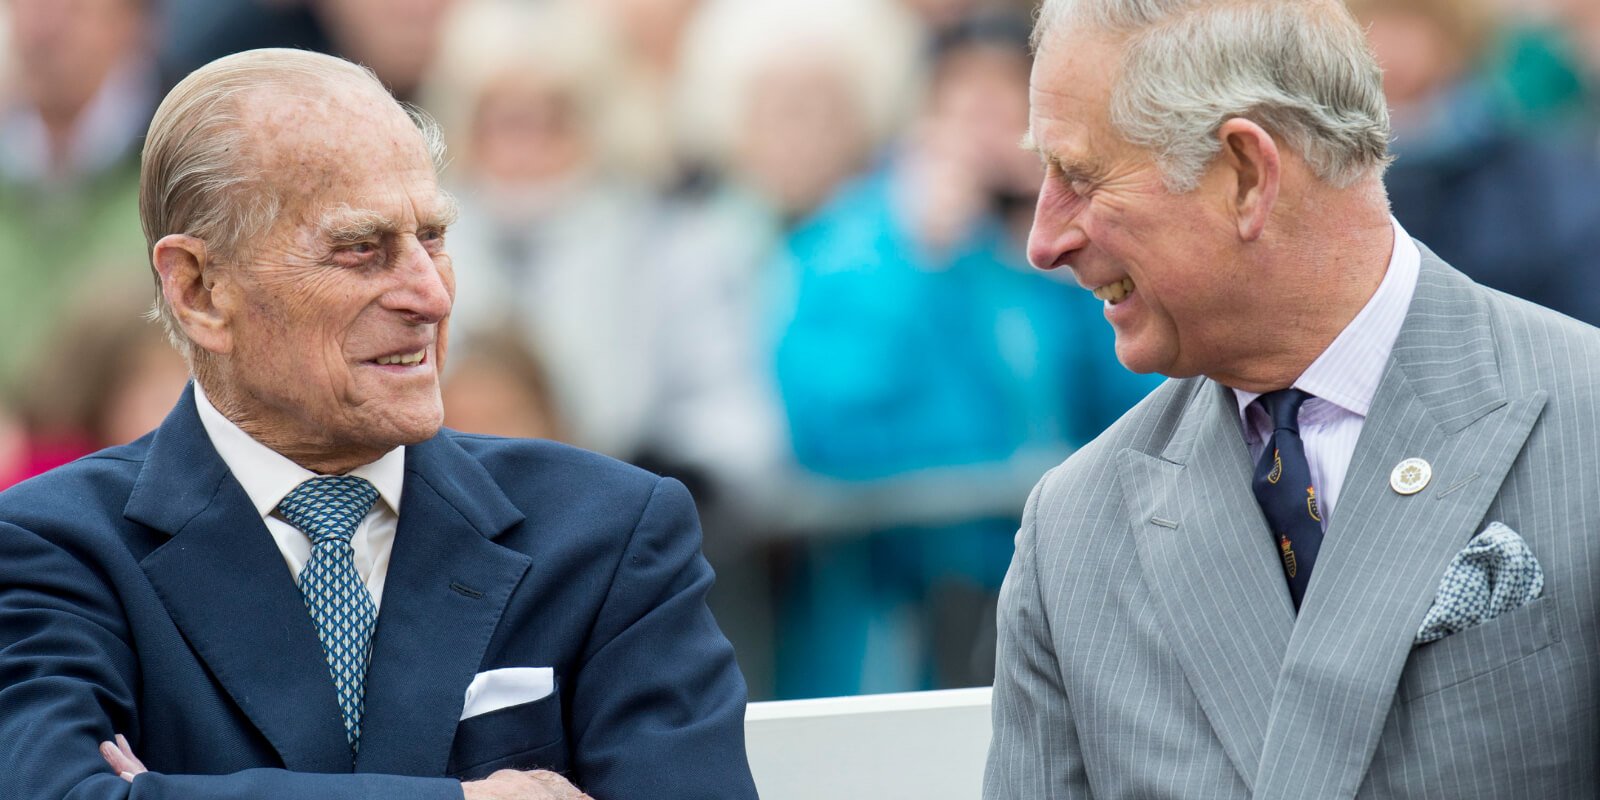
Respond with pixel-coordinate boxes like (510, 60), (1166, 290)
(1233, 217), (1421, 529)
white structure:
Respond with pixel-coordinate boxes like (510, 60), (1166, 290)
(744, 687), (993, 799)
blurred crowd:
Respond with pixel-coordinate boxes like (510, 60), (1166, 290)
(1, 0), (1597, 700)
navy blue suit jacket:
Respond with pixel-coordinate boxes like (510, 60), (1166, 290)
(0, 388), (757, 799)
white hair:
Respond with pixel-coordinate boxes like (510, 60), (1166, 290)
(421, 0), (644, 174)
(140, 48), (447, 361)
(674, 0), (923, 170)
(1034, 0), (1392, 191)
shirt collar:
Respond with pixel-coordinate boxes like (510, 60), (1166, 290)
(1233, 216), (1422, 422)
(192, 382), (406, 520)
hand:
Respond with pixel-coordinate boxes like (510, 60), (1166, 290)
(99, 734), (148, 782)
(462, 769), (592, 800)
(898, 120), (992, 255)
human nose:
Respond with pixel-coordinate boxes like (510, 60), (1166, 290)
(386, 238), (452, 325)
(1026, 181), (1089, 271)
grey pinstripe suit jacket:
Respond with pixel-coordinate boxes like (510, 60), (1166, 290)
(985, 249), (1600, 799)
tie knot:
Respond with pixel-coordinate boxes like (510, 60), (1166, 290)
(1259, 388), (1310, 434)
(277, 475), (379, 545)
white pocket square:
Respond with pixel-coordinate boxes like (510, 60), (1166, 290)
(461, 667), (555, 720)
(1415, 522), (1543, 645)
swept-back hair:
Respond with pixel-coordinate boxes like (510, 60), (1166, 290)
(140, 48), (446, 359)
(1034, 0), (1392, 191)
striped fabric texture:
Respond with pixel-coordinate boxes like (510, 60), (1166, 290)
(985, 250), (1600, 799)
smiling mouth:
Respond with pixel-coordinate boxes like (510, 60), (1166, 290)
(370, 349), (427, 367)
(1092, 277), (1136, 305)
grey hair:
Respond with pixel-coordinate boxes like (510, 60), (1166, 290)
(139, 48), (447, 361)
(1034, 0), (1392, 192)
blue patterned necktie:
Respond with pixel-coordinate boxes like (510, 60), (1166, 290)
(278, 475), (380, 754)
(1251, 389), (1324, 612)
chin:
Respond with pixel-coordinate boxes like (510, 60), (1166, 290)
(1113, 344), (1161, 376)
(370, 403), (446, 447)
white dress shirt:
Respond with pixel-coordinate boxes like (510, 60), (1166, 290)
(193, 383), (405, 610)
(1232, 217), (1421, 529)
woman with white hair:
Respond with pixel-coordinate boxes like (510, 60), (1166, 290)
(425, 1), (792, 649)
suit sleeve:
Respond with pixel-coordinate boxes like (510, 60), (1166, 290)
(0, 521), (464, 800)
(567, 477), (758, 800)
(984, 473), (1095, 799)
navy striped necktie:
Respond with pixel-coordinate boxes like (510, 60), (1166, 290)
(1251, 389), (1323, 611)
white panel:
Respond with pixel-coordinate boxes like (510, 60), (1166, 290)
(745, 687), (993, 800)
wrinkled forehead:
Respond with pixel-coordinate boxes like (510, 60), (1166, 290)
(1028, 30), (1121, 124)
(243, 83), (436, 197)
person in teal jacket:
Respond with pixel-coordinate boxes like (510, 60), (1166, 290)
(764, 18), (1160, 697)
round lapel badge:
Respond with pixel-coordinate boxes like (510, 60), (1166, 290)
(1390, 457), (1432, 495)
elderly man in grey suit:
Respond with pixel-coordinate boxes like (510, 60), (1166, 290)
(986, 0), (1600, 798)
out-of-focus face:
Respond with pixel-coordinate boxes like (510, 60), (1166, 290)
(205, 82), (456, 471)
(316, 0), (459, 97)
(1026, 33), (1245, 378)
(442, 356), (562, 442)
(898, 0), (977, 31)
(9, 0), (144, 122)
(736, 55), (868, 217)
(469, 72), (588, 185)
(928, 43), (1040, 197)
(591, 0), (699, 70)
(1356, 9), (1462, 116)
(98, 336), (189, 446)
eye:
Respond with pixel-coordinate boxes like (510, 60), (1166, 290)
(1046, 162), (1092, 196)
(331, 239), (383, 268)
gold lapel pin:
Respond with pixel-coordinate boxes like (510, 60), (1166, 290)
(1390, 457), (1432, 495)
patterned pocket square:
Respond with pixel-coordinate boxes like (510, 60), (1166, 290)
(1415, 522), (1543, 645)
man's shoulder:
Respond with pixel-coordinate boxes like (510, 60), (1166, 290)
(435, 430), (670, 509)
(0, 439), (150, 549)
(1033, 376), (1201, 508)
(0, 440), (147, 516)
(1470, 277), (1600, 393)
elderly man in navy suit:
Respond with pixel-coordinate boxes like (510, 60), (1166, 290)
(0, 49), (757, 800)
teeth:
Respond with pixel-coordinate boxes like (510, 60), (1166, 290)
(1092, 277), (1136, 305)
(375, 350), (426, 366)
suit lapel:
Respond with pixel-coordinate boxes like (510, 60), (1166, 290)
(129, 387), (353, 773)
(1120, 379), (1294, 790)
(1252, 254), (1547, 798)
(352, 434), (529, 776)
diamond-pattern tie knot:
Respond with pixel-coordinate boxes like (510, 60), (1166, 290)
(278, 475), (379, 756)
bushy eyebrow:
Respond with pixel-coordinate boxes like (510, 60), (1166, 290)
(319, 193), (460, 242)
(432, 191), (461, 230)
(1020, 129), (1101, 183)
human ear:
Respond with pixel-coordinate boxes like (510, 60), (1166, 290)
(152, 235), (233, 356)
(1216, 118), (1280, 242)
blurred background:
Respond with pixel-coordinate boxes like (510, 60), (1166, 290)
(0, 0), (1595, 701)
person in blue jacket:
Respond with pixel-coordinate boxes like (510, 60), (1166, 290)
(766, 15), (1160, 699)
